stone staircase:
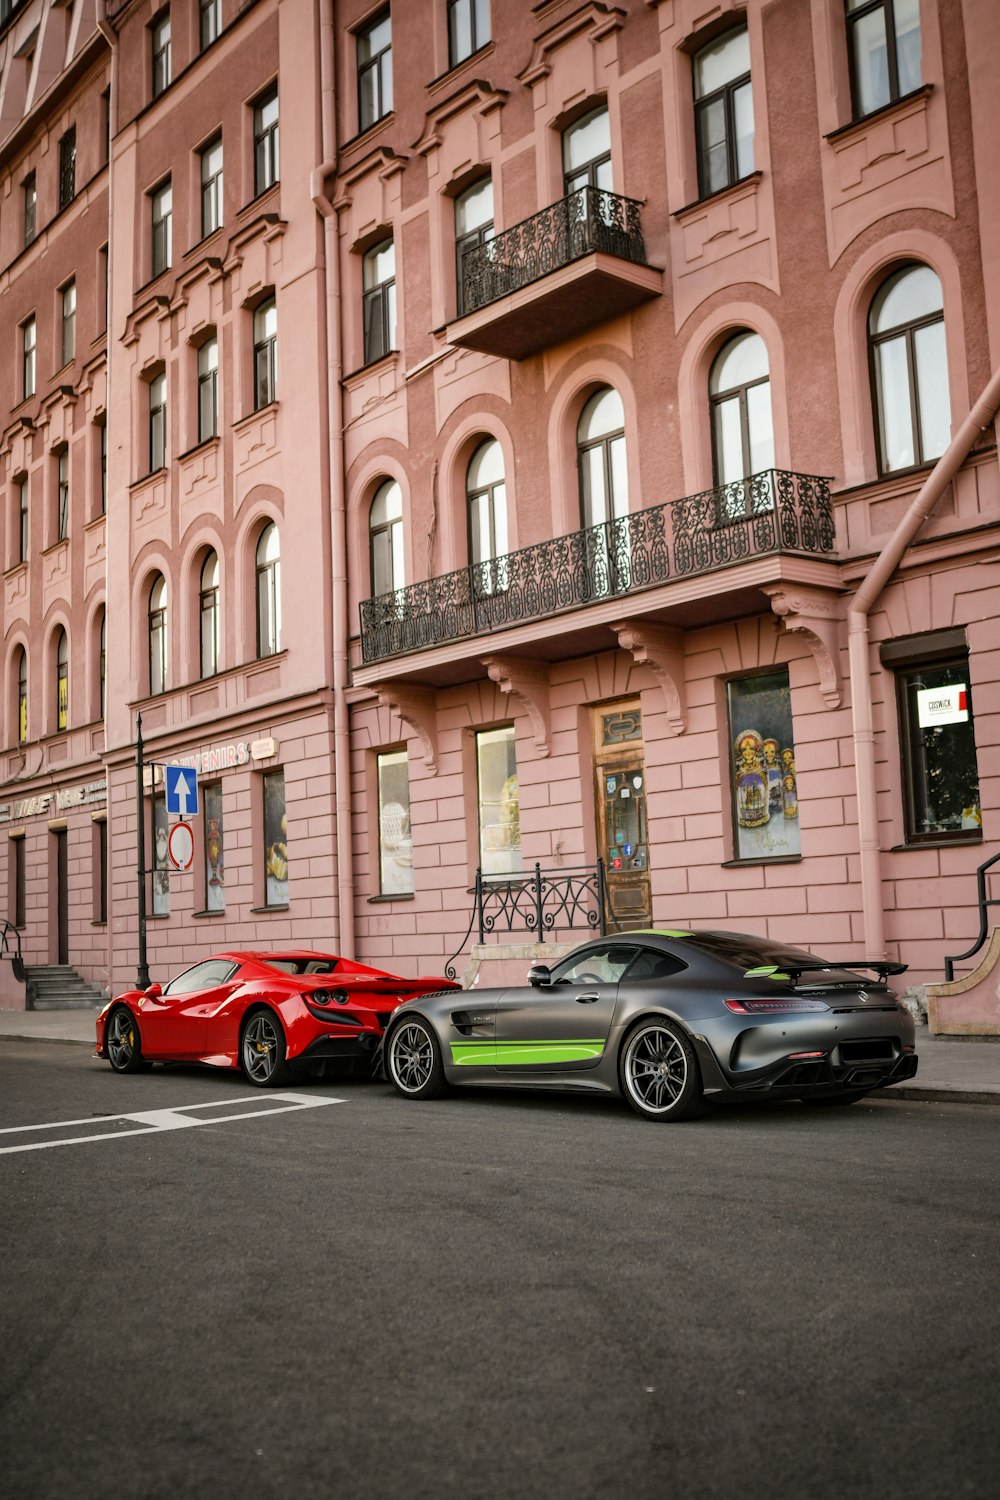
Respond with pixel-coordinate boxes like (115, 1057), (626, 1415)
(24, 964), (109, 1011)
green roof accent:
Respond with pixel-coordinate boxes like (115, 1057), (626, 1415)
(630, 928), (694, 939)
(744, 965), (790, 980)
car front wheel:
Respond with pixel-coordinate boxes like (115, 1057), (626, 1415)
(386, 1017), (447, 1100)
(240, 1009), (290, 1088)
(619, 1018), (706, 1122)
(106, 1006), (145, 1073)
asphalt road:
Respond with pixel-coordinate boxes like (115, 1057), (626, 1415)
(1, 1043), (997, 1500)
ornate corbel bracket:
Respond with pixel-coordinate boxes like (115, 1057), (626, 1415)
(611, 620), (687, 735)
(376, 681), (439, 773)
(482, 656), (552, 758)
(763, 586), (845, 708)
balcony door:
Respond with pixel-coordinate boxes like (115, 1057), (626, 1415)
(593, 700), (651, 929)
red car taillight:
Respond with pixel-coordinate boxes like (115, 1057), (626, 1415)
(724, 998), (831, 1014)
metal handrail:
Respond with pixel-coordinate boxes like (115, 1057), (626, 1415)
(943, 850), (1000, 981)
(445, 860), (611, 980)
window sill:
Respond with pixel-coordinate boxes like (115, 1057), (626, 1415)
(178, 435), (221, 462)
(129, 467), (168, 491)
(824, 84), (933, 142)
(673, 170), (763, 220)
(91, 919), (107, 928)
(233, 401), (278, 432)
(889, 836), (983, 852)
(249, 904), (289, 914)
(344, 349), (399, 384)
(721, 855), (802, 868)
(192, 909), (227, 918)
(367, 893), (415, 904)
(426, 42), (495, 95)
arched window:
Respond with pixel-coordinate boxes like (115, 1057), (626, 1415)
(200, 550), (220, 678)
(369, 480), (403, 597)
(98, 609), (106, 720)
(467, 440), (508, 567)
(149, 574), (168, 695)
(55, 628), (68, 732)
(577, 386), (629, 529)
(869, 264), (950, 474)
(256, 523), (281, 658)
(17, 648), (28, 744)
(709, 331), (775, 486)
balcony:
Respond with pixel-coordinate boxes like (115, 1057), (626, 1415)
(358, 470), (835, 667)
(447, 187), (662, 360)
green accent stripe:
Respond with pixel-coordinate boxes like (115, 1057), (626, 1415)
(450, 1039), (606, 1067)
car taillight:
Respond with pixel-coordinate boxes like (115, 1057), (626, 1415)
(308, 989), (348, 1005)
(724, 998), (831, 1014)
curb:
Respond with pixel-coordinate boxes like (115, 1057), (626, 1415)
(889, 1084), (1000, 1107)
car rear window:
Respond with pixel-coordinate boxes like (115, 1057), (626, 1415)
(684, 933), (833, 972)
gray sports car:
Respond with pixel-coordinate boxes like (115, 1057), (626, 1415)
(380, 929), (919, 1121)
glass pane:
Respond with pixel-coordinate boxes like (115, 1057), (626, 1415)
(371, 479), (402, 526)
(894, 0), (922, 95)
(913, 319), (950, 461)
(902, 663), (980, 837)
(359, 15), (391, 63)
(205, 782), (225, 912)
(579, 444), (607, 528)
(852, 9), (890, 115)
(578, 386), (624, 442)
(696, 97), (729, 194)
(876, 335), (915, 470)
(713, 395), (745, 485)
(359, 67), (379, 127)
(391, 517), (405, 591)
(733, 80), (755, 178)
(378, 750), (413, 895)
(468, 438), (503, 490)
(562, 107), (610, 172)
(385, 282), (396, 349)
(456, 177), (493, 236)
(746, 380), (775, 473)
(694, 27), (750, 97)
(711, 331), (768, 393)
(872, 265), (943, 333)
(449, 0), (472, 64)
(264, 771), (288, 906)
(469, 491), (491, 565)
(608, 434), (629, 519)
(477, 727), (521, 877)
(728, 670), (799, 860)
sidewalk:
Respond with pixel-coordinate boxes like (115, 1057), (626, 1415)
(1, 1006), (998, 1105)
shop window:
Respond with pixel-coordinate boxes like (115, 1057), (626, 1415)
(869, 264), (950, 474)
(254, 87), (279, 195)
(882, 636), (982, 843)
(710, 331), (775, 489)
(357, 10), (392, 131)
(449, 0), (490, 67)
(263, 770), (288, 907)
(846, 0), (921, 120)
(377, 749), (413, 895)
(200, 550), (220, 677)
(728, 670), (800, 861)
(369, 479), (404, 596)
(256, 523), (281, 657)
(476, 726), (521, 877)
(152, 794), (170, 915)
(204, 782), (225, 911)
(55, 629), (68, 731)
(693, 26), (754, 198)
(362, 239), (396, 365)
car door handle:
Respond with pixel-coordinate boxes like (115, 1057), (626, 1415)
(575, 993), (600, 1004)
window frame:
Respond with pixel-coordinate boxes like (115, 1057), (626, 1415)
(868, 264), (949, 477)
(376, 747), (414, 896)
(577, 386), (628, 530)
(200, 550), (221, 679)
(151, 11), (172, 99)
(693, 27), (754, 200)
(475, 724), (522, 879)
(845, 0), (921, 121)
(890, 645), (982, 846)
(200, 135), (224, 240)
(17, 475), (29, 563)
(448, 0), (491, 69)
(709, 331), (774, 488)
(56, 448), (70, 542)
(17, 648), (28, 745)
(362, 238), (396, 365)
(253, 299), (277, 410)
(58, 127), (77, 211)
(22, 316), (36, 401)
(197, 336), (219, 442)
(253, 85), (279, 197)
(55, 628), (68, 732)
(23, 172), (36, 247)
(148, 372), (167, 474)
(454, 178), (494, 318)
(60, 279), (77, 367)
(148, 574), (168, 696)
(466, 438), (507, 571)
(369, 479), (404, 598)
(255, 522), (281, 658)
(357, 10), (393, 132)
(151, 179), (173, 278)
(200, 0), (221, 51)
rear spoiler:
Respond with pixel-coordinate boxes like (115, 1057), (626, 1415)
(744, 958), (908, 984)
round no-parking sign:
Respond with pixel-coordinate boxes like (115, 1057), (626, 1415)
(166, 820), (195, 873)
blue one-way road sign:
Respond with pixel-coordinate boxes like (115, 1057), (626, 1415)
(165, 765), (199, 818)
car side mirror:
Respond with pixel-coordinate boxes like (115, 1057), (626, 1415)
(527, 964), (552, 988)
(144, 982), (162, 999)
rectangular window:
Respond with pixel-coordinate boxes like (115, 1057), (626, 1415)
(61, 280), (76, 366)
(151, 12), (172, 99)
(101, 88), (111, 165)
(56, 449), (69, 541)
(448, 0), (491, 68)
(23, 173), (36, 247)
(98, 422), (107, 514)
(12, 835), (27, 928)
(362, 238), (396, 364)
(253, 299), (277, 409)
(846, 0), (922, 120)
(263, 771), (288, 907)
(357, 11), (392, 131)
(204, 782), (225, 912)
(22, 317), (36, 400)
(151, 180), (172, 277)
(476, 726), (522, 877)
(149, 372), (167, 472)
(59, 128), (76, 210)
(200, 0), (221, 50)
(152, 794), (170, 916)
(253, 86), (279, 196)
(200, 137), (224, 238)
(18, 476), (29, 562)
(99, 245), (109, 331)
(198, 338), (219, 441)
(728, 670), (800, 861)
(891, 651), (981, 843)
(377, 750), (413, 895)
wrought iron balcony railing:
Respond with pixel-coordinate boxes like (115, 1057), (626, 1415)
(460, 187), (647, 316)
(359, 469), (835, 666)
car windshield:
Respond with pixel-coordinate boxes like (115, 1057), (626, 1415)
(263, 957), (340, 976)
(683, 932), (839, 973)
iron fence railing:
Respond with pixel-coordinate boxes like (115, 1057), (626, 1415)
(359, 469), (834, 665)
(460, 187), (647, 315)
(943, 849), (1000, 981)
(445, 861), (612, 980)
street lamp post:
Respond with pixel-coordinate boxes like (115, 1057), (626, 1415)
(135, 712), (150, 990)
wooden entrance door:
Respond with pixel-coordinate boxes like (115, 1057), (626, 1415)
(593, 700), (651, 929)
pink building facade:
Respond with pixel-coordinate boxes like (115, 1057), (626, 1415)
(2, 0), (999, 1002)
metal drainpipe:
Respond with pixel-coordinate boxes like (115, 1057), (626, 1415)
(312, 0), (355, 958)
(849, 364), (1000, 959)
(96, 4), (117, 988)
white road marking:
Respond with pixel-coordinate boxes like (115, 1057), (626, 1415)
(0, 1092), (344, 1155)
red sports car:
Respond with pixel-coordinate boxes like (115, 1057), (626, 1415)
(95, 950), (459, 1087)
